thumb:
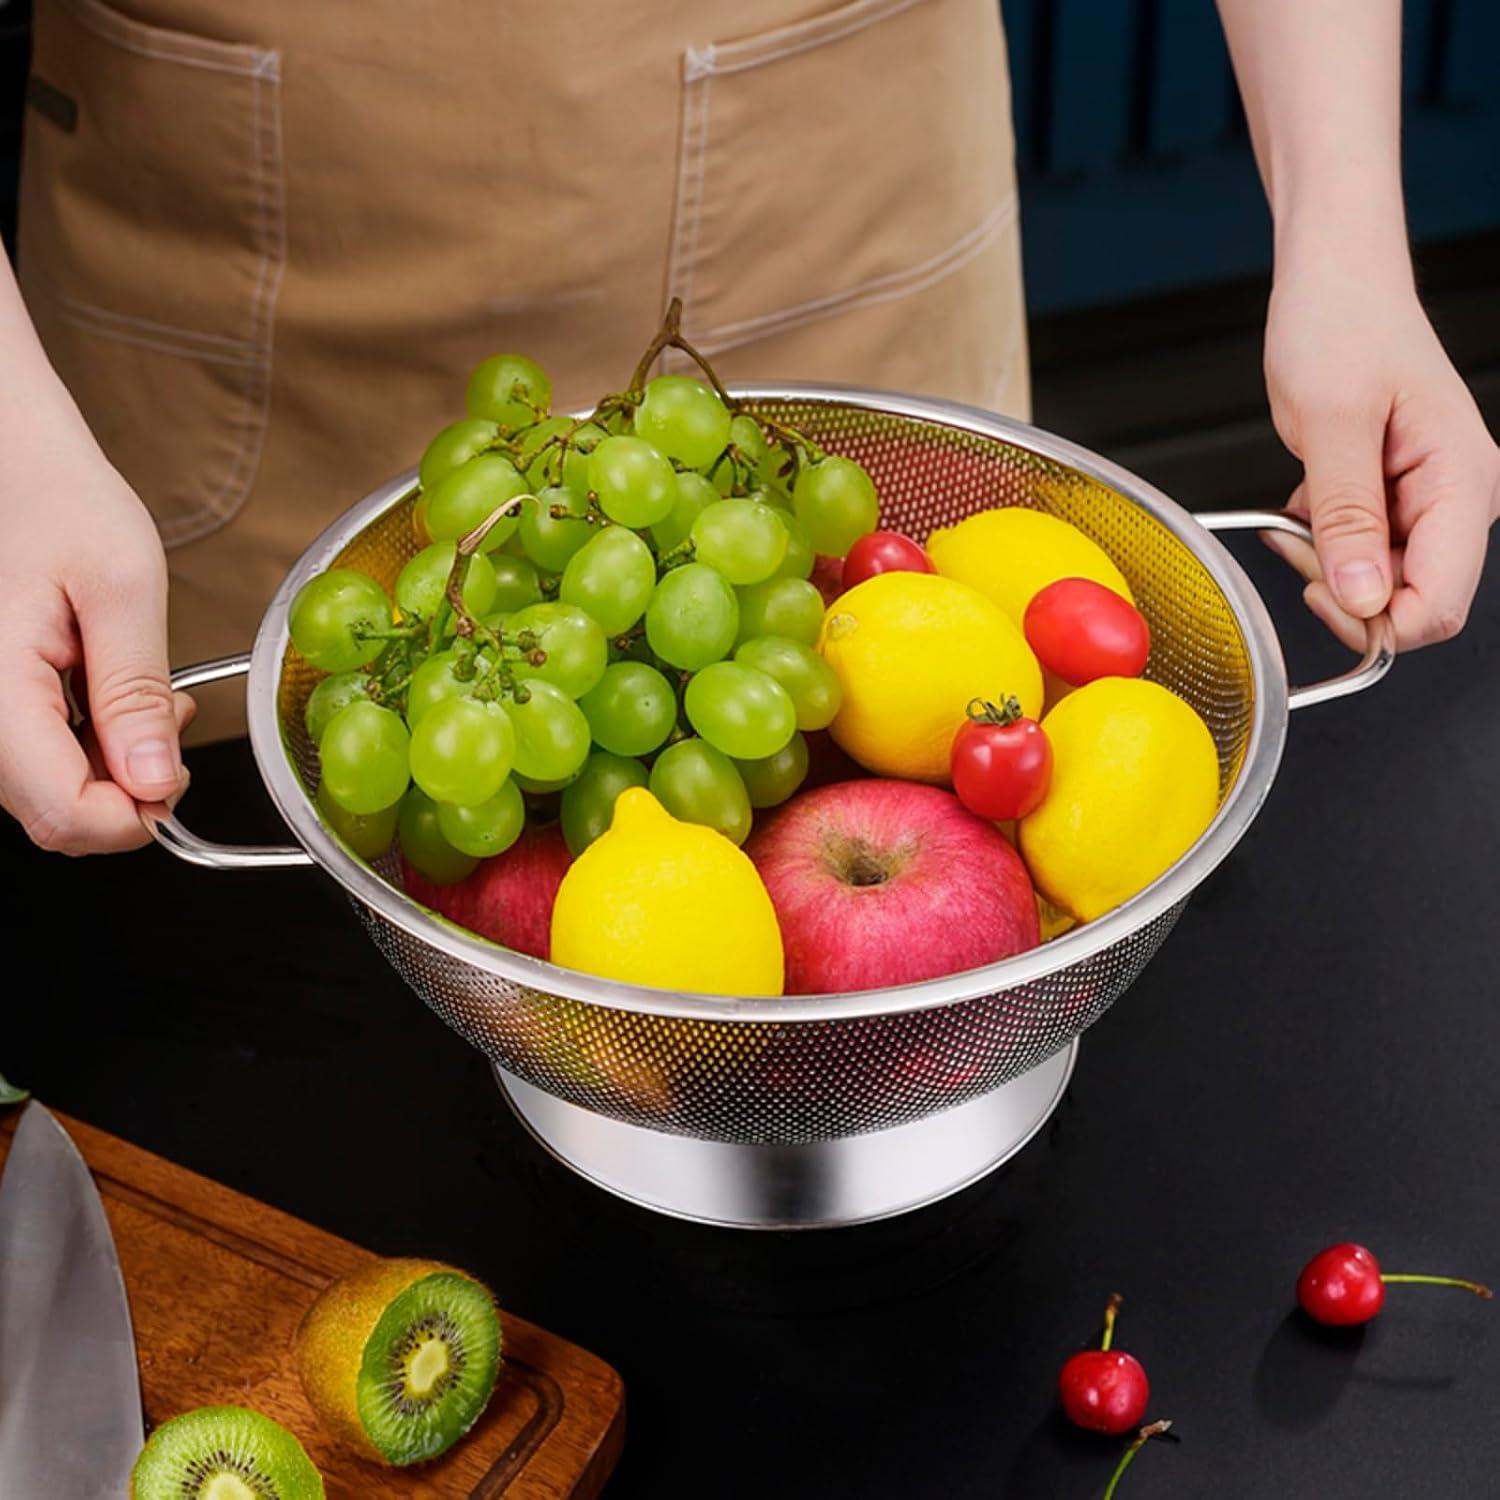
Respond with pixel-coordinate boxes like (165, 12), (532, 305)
(1300, 410), (1393, 617)
(73, 565), (184, 802)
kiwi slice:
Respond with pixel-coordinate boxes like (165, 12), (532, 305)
(130, 1405), (324, 1499)
(294, 1258), (501, 1466)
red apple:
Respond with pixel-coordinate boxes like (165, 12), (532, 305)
(402, 821), (572, 960)
(746, 780), (1039, 994)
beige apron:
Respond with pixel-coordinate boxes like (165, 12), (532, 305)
(20, 0), (1028, 738)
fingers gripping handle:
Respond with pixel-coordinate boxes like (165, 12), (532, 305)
(1197, 510), (1396, 710)
(140, 655), (314, 870)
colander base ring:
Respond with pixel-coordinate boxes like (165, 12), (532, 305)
(494, 1041), (1077, 1230)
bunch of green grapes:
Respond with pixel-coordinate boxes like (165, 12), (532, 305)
(290, 329), (878, 888)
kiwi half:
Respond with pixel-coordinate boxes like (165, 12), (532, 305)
(294, 1257), (502, 1466)
(130, 1405), (324, 1499)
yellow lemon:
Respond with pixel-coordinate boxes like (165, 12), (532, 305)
(926, 507), (1133, 626)
(550, 788), (784, 995)
(817, 571), (1042, 782)
(1019, 678), (1219, 922)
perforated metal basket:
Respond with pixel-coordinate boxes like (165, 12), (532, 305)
(149, 388), (1393, 1150)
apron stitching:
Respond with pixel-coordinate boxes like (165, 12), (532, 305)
(205, 60), (285, 527)
(664, 62), (714, 347)
(690, 193), (1016, 352)
(677, 68), (715, 335)
(60, 0), (277, 79)
(48, 309), (266, 367)
(42, 290), (265, 354)
(705, 0), (931, 78)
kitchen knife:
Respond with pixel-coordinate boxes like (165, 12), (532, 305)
(0, 1103), (144, 1497)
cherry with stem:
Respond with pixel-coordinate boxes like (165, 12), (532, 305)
(1297, 1242), (1493, 1327)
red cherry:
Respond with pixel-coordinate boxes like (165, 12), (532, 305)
(1058, 1294), (1150, 1435)
(841, 530), (934, 590)
(1297, 1241), (1492, 1326)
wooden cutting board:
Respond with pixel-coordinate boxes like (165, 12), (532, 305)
(0, 1108), (624, 1499)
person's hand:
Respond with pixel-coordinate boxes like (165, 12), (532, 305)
(0, 401), (193, 853)
(1261, 260), (1500, 651)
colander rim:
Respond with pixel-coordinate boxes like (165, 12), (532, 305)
(247, 384), (1288, 1022)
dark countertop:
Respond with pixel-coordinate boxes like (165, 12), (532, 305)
(8, 533), (1500, 1499)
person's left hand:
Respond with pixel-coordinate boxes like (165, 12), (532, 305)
(1260, 262), (1500, 652)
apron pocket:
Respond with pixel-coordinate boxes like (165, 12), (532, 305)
(665, 0), (1016, 362)
(19, 0), (284, 546)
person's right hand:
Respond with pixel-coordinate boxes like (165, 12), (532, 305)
(0, 402), (193, 853)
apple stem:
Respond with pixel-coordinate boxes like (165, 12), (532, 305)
(1099, 1291), (1124, 1353)
(1381, 1273), (1493, 1299)
(1102, 1420), (1173, 1500)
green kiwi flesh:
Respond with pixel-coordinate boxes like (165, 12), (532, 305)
(130, 1405), (324, 1499)
(356, 1271), (502, 1464)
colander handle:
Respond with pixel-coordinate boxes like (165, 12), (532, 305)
(140, 654), (315, 870)
(1196, 510), (1397, 711)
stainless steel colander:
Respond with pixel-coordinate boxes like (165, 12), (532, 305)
(147, 388), (1394, 1227)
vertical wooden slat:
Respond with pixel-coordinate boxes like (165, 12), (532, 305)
(1047, 0), (1138, 173)
(1149, 0), (1233, 156)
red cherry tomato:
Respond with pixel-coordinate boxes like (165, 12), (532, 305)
(841, 530), (934, 590)
(1024, 577), (1150, 686)
(950, 697), (1052, 821)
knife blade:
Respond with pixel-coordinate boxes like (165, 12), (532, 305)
(0, 1103), (144, 1497)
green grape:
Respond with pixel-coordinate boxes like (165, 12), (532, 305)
(651, 471), (717, 553)
(632, 374), (732, 470)
(437, 776), (525, 858)
(734, 636), (842, 730)
(514, 414), (571, 481)
(559, 423), (608, 500)
(424, 453), (526, 551)
(729, 413), (769, 470)
(319, 701), (410, 814)
(398, 788), (479, 885)
(560, 751), (650, 855)
(689, 499), (787, 586)
(513, 768), (583, 794)
(578, 661), (676, 756)
(649, 738), (752, 845)
(734, 577), (825, 646)
(501, 527), (530, 559)
(519, 486), (593, 573)
(409, 696), (515, 807)
(504, 678), (592, 781)
(588, 435), (677, 527)
(560, 526), (655, 635)
(289, 569), (391, 672)
(792, 455), (879, 557)
(315, 779), (398, 859)
(465, 353), (552, 430)
(394, 542), (498, 621)
(645, 562), (738, 671)
(769, 505), (815, 580)
(683, 661), (796, 760)
(489, 553), (543, 613)
(507, 602), (607, 698)
(405, 650), (475, 727)
(734, 731), (809, 810)
(419, 417), (499, 492)
(305, 671), (371, 745)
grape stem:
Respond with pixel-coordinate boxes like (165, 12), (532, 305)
(443, 493), (532, 636)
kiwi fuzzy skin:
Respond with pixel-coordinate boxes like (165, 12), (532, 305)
(294, 1257), (485, 1467)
